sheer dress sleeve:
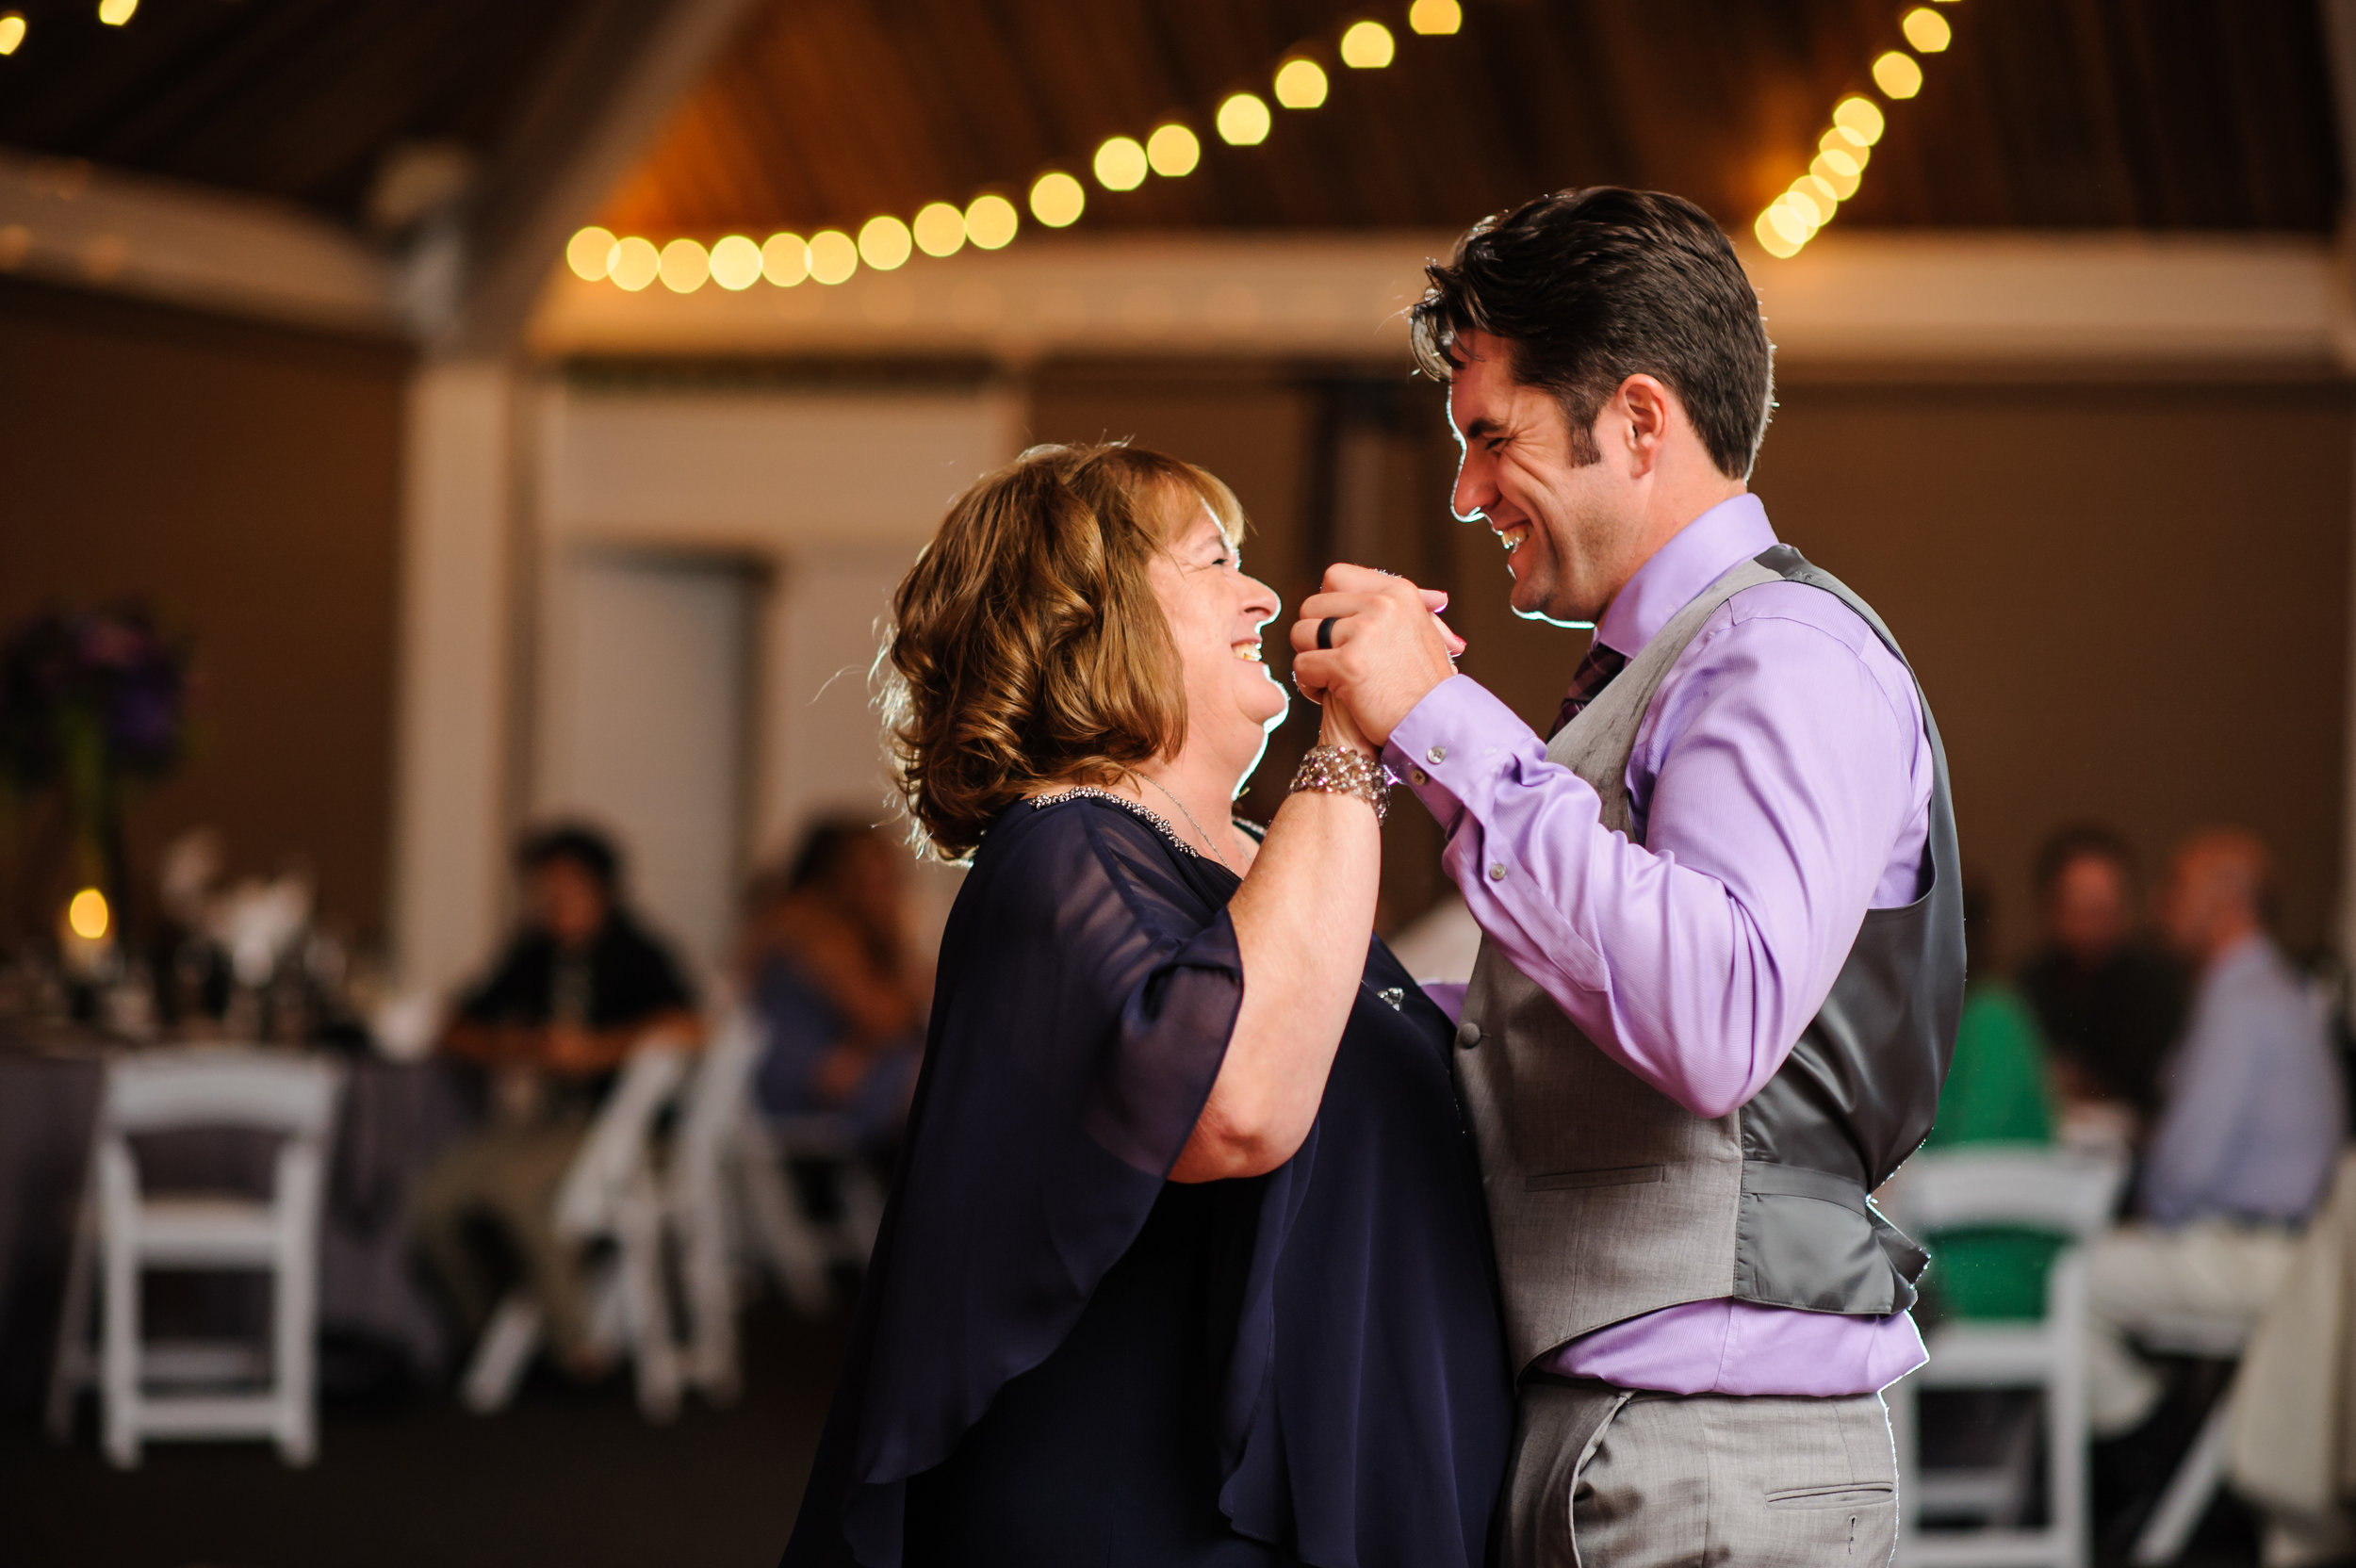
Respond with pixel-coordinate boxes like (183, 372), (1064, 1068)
(797, 798), (1254, 1565)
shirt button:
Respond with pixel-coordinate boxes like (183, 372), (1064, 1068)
(1410, 767), (1429, 787)
(1426, 745), (1447, 765)
(1487, 863), (1507, 881)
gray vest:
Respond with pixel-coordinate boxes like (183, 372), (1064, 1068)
(1453, 545), (1964, 1377)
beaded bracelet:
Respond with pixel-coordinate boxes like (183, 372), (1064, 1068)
(1289, 743), (1391, 824)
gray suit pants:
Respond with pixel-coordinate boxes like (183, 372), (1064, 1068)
(1506, 1378), (1900, 1568)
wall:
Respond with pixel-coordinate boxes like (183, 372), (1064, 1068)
(1757, 374), (2354, 965)
(1025, 361), (2356, 962)
(0, 278), (408, 944)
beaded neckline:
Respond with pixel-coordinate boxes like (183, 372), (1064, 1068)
(1028, 786), (1258, 868)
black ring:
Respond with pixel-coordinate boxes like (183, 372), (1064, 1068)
(1317, 615), (1337, 651)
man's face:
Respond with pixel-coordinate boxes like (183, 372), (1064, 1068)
(531, 858), (610, 947)
(2046, 854), (2132, 967)
(1446, 330), (1631, 626)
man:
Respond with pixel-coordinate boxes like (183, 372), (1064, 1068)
(2085, 828), (2343, 1439)
(411, 824), (699, 1376)
(2017, 825), (2184, 1117)
(1291, 188), (1962, 1566)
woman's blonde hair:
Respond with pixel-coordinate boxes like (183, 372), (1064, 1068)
(879, 442), (1248, 861)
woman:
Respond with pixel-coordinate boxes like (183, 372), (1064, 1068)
(743, 819), (927, 1158)
(783, 445), (1510, 1568)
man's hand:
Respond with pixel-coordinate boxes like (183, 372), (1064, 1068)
(1290, 564), (1464, 747)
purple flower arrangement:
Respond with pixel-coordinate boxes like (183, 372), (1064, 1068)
(0, 605), (194, 792)
(1, 607), (197, 916)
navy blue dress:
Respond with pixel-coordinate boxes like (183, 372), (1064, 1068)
(782, 793), (1511, 1568)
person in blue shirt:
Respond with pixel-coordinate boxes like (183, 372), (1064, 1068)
(2085, 828), (2346, 1437)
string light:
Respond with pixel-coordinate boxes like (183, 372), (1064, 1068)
(1872, 50), (1923, 99)
(659, 237), (710, 293)
(808, 230), (858, 285)
(609, 236), (660, 290)
(761, 233), (810, 285)
(1900, 8), (1952, 52)
(1029, 171), (1086, 228)
(710, 234), (762, 289)
(0, 13), (25, 54)
(1273, 57), (1330, 109)
(96, 0), (135, 24)
(913, 202), (966, 258)
(1093, 136), (1149, 191)
(1217, 91), (1273, 146)
(1340, 21), (1397, 68)
(583, 3), (1466, 289)
(566, 225), (616, 281)
(859, 214), (913, 270)
(964, 195), (1019, 250)
(1407, 0), (1461, 34)
(1754, 11), (1952, 261)
(1147, 123), (1202, 177)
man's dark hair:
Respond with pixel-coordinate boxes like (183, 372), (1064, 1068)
(2032, 823), (2137, 898)
(1409, 188), (1775, 480)
(518, 822), (621, 892)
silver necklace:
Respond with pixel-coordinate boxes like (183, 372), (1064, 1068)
(1141, 774), (1235, 874)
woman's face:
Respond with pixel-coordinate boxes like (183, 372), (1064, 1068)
(1149, 501), (1285, 763)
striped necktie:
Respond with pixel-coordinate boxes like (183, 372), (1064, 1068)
(1547, 642), (1628, 740)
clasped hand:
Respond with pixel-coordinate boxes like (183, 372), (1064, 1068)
(1289, 564), (1465, 749)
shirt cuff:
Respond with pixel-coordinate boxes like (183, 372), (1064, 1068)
(1383, 674), (1542, 824)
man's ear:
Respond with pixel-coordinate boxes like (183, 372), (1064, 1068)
(1617, 374), (1675, 477)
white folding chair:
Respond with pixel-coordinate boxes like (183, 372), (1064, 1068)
(2124, 1315), (2249, 1565)
(663, 1004), (766, 1404)
(732, 1104), (885, 1317)
(44, 1048), (343, 1467)
(1884, 1144), (2129, 1568)
(459, 1037), (692, 1422)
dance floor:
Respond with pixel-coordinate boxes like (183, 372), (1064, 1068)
(4, 1295), (2266, 1568)
(5, 1300), (846, 1568)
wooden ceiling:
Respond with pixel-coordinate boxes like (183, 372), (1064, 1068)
(0, 0), (580, 225)
(599, 0), (2341, 236)
(0, 0), (2338, 241)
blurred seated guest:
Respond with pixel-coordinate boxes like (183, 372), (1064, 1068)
(1919, 882), (2061, 1321)
(410, 824), (698, 1376)
(2018, 824), (2185, 1119)
(742, 818), (926, 1155)
(2086, 828), (2345, 1440)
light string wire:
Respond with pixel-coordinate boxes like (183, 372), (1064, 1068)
(568, 0), (1467, 294)
(1753, 1), (1961, 260)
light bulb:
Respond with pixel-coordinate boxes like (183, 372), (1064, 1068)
(1340, 21), (1396, 68)
(964, 194), (1019, 250)
(1274, 57), (1329, 109)
(1146, 123), (1201, 177)
(1217, 92), (1272, 145)
(566, 226), (616, 282)
(913, 202), (966, 257)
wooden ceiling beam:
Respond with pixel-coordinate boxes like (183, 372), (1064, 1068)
(526, 228), (2350, 374)
(0, 149), (401, 333)
(431, 0), (768, 358)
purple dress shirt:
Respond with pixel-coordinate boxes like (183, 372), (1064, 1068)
(1387, 494), (1935, 1396)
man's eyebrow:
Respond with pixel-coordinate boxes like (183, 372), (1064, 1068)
(1463, 416), (1503, 441)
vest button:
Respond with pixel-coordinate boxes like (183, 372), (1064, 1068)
(1410, 766), (1429, 787)
(1455, 1021), (1481, 1050)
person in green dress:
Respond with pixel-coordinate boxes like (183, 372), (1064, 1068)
(1919, 884), (2066, 1320)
